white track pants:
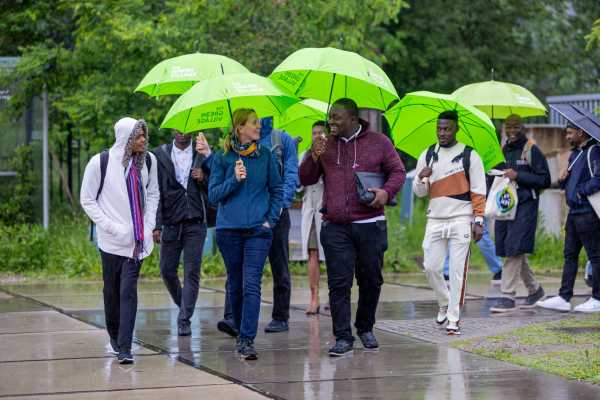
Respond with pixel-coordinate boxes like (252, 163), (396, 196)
(422, 219), (471, 323)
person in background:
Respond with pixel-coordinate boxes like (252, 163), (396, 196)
(209, 108), (283, 360)
(152, 130), (212, 336)
(299, 98), (405, 356)
(300, 120), (327, 315)
(81, 117), (159, 364)
(490, 114), (550, 313)
(537, 123), (600, 312)
(413, 110), (486, 336)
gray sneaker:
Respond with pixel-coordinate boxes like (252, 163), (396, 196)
(520, 286), (545, 309)
(490, 298), (516, 313)
(358, 331), (379, 351)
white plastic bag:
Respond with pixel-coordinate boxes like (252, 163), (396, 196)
(586, 144), (600, 218)
(485, 176), (518, 220)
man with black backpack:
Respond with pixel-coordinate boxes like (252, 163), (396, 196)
(81, 117), (159, 364)
(413, 110), (486, 336)
(152, 130), (213, 336)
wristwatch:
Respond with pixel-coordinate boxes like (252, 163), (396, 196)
(474, 216), (484, 226)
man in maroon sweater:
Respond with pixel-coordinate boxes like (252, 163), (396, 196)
(299, 98), (406, 356)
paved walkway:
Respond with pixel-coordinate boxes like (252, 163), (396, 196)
(1, 273), (598, 399)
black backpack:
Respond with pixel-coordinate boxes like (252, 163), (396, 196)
(425, 144), (473, 182)
(89, 150), (152, 242)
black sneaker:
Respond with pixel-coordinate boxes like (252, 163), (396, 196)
(237, 339), (258, 360)
(217, 319), (239, 338)
(264, 319), (289, 333)
(109, 338), (120, 355)
(358, 331), (379, 351)
(490, 298), (516, 313)
(492, 271), (502, 283)
(521, 286), (545, 309)
(178, 320), (192, 336)
(117, 351), (134, 364)
(328, 339), (354, 357)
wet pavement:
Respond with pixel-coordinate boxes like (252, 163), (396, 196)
(1, 273), (598, 399)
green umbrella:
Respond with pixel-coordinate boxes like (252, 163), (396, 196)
(273, 99), (328, 154)
(161, 73), (299, 132)
(135, 53), (249, 97)
(269, 47), (398, 111)
(384, 91), (504, 171)
(452, 80), (546, 119)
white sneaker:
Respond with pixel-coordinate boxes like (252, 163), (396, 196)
(574, 298), (600, 313)
(446, 321), (460, 336)
(536, 296), (571, 312)
(436, 306), (448, 325)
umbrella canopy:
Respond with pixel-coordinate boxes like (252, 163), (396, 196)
(273, 99), (328, 154)
(452, 80), (546, 119)
(384, 91), (504, 171)
(161, 73), (299, 133)
(135, 53), (249, 97)
(269, 47), (398, 111)
(550, 104), (600, 142)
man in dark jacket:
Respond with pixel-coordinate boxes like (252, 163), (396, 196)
(299, 98), (406, 356)
(152, 130), (212, 336)
(538, 123), (600, 312)
(490, 114), (551, 313)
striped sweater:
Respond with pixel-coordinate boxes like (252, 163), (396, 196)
(413, 142), (486, 222)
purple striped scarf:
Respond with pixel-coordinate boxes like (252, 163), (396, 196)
(126, 157), (145, 259)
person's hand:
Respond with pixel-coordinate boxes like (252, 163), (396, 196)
(472, 223), (484, 242)
(311, 134), (327, 161)
(418, 166), (433, 180)
(152, 229), (161, 244)
(195, 132), (211, 156)
(504, 168), (518, 181)
(235, 159), (247, 182)
(191, 168), (204, 182)
(559, 169), (569, 182)
(368, 188), (389, 208)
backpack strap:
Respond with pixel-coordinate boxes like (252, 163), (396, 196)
(521, 139), (535, 166)
(96, 150), (109, 200)
(588, 144), (598, 177)
(270, 129), (284, 175)
(462, 145), (473, 183)
(425, 144), (438, 167)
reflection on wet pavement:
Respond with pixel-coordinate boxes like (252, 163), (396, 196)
(2, 277), (599, 399)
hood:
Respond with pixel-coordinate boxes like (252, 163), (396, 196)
(260, 116), (273, 139)
(111, 117), (148, 170)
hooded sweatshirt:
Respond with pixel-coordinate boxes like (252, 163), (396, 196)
(299, 119), (406, 224)
(80, 117), (159, 259)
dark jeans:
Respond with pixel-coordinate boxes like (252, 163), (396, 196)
(320, 220), (388, 342)
(100, 250), (142, 352)
(559, 212), (600, 301)
(216, 226), (273, 340)
(223, 209), (291, 322)
(159, 220), (207, 324)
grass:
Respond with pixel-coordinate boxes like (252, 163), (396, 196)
(453, 314), (600, 385)
(0, 198), (569, 280)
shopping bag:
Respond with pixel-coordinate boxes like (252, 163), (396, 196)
(485, 176), (518, 220)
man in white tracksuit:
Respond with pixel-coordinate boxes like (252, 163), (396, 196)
(80, 117), (159, 364)
(413, 110), (486, 335)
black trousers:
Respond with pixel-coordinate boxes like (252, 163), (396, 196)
(320, 220), (388, 342)
(100, 250), (142, 352)
(159, 220), (206, 324)
(224, 209), (291, 322)
(559, 212), (600, 301)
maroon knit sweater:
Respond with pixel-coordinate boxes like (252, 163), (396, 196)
(299, 120), (406, 224)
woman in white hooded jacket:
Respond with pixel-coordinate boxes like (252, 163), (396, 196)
(80, 117), (159, 364)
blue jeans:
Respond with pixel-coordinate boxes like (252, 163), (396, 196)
(444, 218), (501, 276)
(216, 226), (273, 341)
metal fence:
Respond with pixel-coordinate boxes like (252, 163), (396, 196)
(546, 93), (600, 125)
